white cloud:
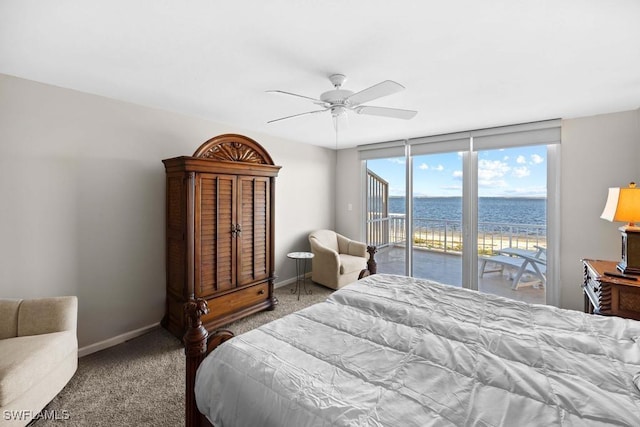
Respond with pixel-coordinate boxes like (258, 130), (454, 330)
(388, 158), (405, 165)
(453, 170), (463, 179)
(478, 159), (510, 180)
(478, 159), (510, 188)
(479, 179), (508, 189)
(513, 166), (531, 178)
(419, 163), (428, 170)
(516, 155), (526, 164)
(530, 154), (544, 164)
(434, 164), (444, 172)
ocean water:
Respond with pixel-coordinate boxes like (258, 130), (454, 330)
(388, 197), (546, 225)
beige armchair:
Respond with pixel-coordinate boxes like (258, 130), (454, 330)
(309, 230), (367, 289)
(0, 296), (78, 427)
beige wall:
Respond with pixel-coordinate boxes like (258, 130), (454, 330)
(559, 110), (640, 310)
(0, 74), (335, 348)
(335, 147), (362, 239)
(336, 109), (640, 310)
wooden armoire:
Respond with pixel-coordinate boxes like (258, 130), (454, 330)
(162, 134), (281, 339)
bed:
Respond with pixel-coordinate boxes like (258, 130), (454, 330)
(184, 273), (640, 426)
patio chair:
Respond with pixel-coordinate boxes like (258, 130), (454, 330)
(480, 246), (546, 289)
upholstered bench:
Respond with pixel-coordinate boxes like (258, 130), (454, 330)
(0, 297), (78, 427)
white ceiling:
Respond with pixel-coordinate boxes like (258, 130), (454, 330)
(1, 0), (639, 149)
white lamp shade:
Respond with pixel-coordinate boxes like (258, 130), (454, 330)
(601, 186), (640, 223)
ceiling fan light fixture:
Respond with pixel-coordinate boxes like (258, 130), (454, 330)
(331, 106), (347, 117)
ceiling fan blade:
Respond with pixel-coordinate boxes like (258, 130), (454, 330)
(355, 106), (417, 120)
(266, 90), (326, 105)
(267, 109), (328, 124)
(346, 80), (405, 106)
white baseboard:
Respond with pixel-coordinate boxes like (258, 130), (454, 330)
(78, 322), (160, 358)
(274, 272), (311, 289)
(79, 278), (311, 357)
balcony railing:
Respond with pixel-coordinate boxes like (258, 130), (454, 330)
(367, 214), (546, 254)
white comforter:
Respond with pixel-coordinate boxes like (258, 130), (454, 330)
(195, 274), (640, 426)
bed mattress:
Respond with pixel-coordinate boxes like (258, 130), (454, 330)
(195, 274), (640, 426)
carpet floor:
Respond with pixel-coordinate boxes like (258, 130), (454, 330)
(35, 281), (333, 426)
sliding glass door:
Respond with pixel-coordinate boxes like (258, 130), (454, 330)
(360, 120), (560, 306)
(475, 145), (547, 304)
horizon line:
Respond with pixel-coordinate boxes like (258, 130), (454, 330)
(389, 195), (547, 199)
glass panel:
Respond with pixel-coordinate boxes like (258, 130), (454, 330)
(366, 157), (406, 275)
(476, 145), (547, 304)
(411, 152), (463, 285)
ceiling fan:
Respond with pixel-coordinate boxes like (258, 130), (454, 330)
(266, 74), (417, 129)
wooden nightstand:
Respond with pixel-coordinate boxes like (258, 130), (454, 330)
(582, 259), (640, 320)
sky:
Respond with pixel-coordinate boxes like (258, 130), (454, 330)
(367, 145), (547, 198)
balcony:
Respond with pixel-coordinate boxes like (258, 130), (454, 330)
(367, 215), (546, 305)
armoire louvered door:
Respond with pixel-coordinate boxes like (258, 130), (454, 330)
(196, 174), (236, 297)
(162, 134), (281, 339)
(237, 176), (270, 286)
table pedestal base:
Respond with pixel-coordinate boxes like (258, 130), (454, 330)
(291, 257), (312, 301)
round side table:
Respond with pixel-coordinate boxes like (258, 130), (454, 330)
(287, 252), (314, 300)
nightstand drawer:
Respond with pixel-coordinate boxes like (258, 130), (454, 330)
(582, 259), (640, 320)
(582, 265), (601, 312)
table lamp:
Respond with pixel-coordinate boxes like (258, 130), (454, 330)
(601, 182), (640, 274)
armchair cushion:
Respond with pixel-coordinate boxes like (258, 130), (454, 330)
(313, 229), (340, 252)
(0, 332), (77, 406)
(346, 240), (367, 258)
(0, 300), (21, 340)
(17, 297), (78, 337)
(339, 254), (366, 275)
